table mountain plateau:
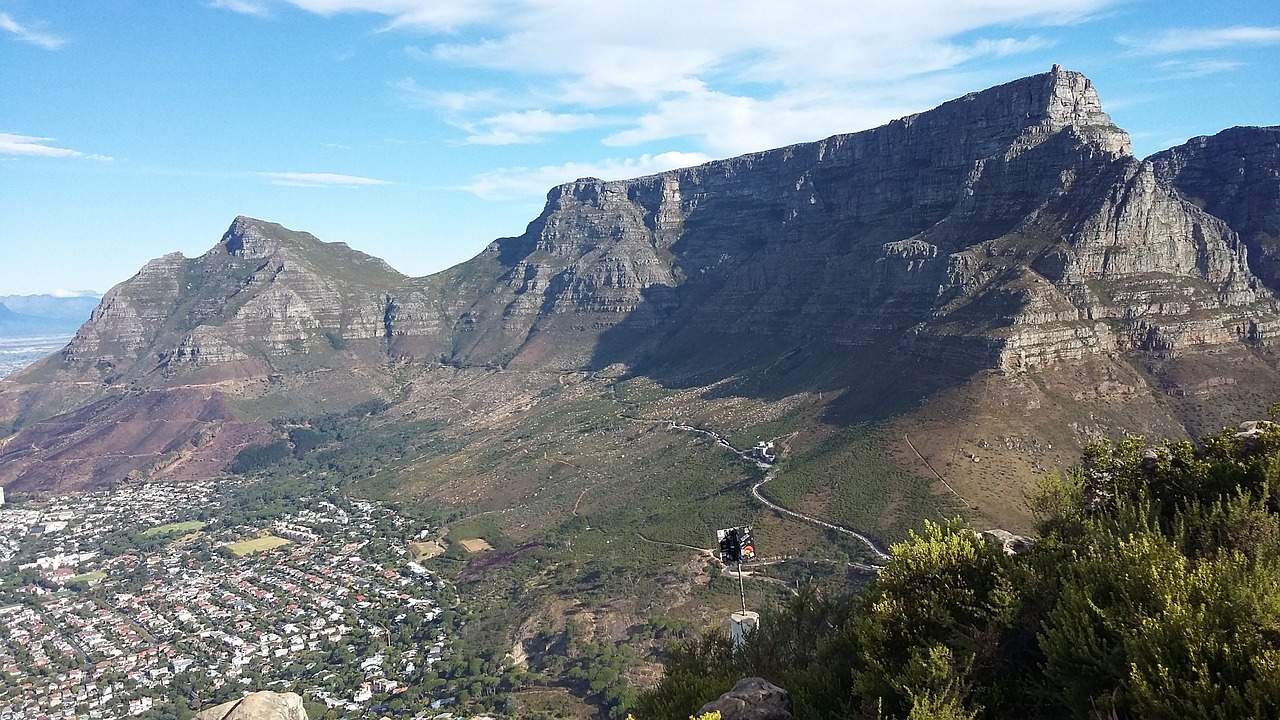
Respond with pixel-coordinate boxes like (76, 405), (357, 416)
(2, 66), (1278, 536)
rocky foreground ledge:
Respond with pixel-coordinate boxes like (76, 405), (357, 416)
(193, 691), (307, 720)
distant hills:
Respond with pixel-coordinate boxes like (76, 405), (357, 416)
(0, 293), (100, 338)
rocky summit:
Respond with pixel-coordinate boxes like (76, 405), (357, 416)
(1, 67), (1278, 530)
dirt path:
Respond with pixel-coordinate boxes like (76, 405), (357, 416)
(620, 412), (891, 565)
(751, 468), (890, 562)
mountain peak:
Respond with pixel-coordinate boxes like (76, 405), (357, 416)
(3, 68), (1278, 502)
(220, 216), (285, 259)
(1023, 65), (1130, 156)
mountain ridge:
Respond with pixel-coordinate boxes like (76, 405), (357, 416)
(0, 293), (100, 338)
(2, 67), (1278, 526)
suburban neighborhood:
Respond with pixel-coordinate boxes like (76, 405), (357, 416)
(0, 480), (470, 719)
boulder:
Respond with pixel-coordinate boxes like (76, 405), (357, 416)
(979, 529), (1035, 555)
(697, 677), (794, 720)
(193, 691), (307, 720)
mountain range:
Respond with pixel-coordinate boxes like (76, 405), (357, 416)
(0, 293), (100, 338)
(1, 66), (1278, 545)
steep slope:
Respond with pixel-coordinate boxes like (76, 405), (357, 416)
(439, 67), (1271, 379)
(0, 388), (272, 493)
(62, 216), (418, 375)
(3, 218), (425, 423)
(1149, 126), (1280, 292)
(0, 219), (433, 491)
(2, 67), (1278, 516)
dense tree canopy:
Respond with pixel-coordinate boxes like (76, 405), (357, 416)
(636, 419), (1280, 720)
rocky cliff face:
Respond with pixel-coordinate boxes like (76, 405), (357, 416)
(192, 691), (307, 720)
(448, 66), (1274, 372)
(2, 66), (1278, 493)
(60, 216), (432, 378)
(1149, 126), (1280, 293)
(39, 67), (1279, 383)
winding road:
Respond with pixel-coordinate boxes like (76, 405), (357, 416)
(641, 417), (891, 568)
(751, 467), (890, 564)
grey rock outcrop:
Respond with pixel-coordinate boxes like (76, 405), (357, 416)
(698, 677), (795, 720)
(59, 216), (444, 380)
(1235, 420), (1278, 451)
(1149, 126), (1280, 292)
(979, 529), (1035, 555)
(46, 67), (1280, 384)
(192, 691), (307, 720)
(4, 66), (1279, 488)
(446, 66), (1274, 372)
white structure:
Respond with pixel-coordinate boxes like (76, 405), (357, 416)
(725, 611), (759, 647)
(750, 442), (777, 463)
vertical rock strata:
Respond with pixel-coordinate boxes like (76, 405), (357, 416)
(1149, 126), (1280, 292)
(452, 66), (1275, 370)
(47, 68), (1280, 384)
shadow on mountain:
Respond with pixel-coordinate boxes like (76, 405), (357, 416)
(588, 293), (981, 428)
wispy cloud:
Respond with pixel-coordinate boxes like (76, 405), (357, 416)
(462, 110), (610, 145)
(50, 289), (101, 299)
(1153, 59), (1245, 79)
(286, 0), (497, 30)
(243, 2), (1126, 177)
(1118, 26), (1280, 54)
(601, 86), (917, 157)
(0, 133), (111, 160)
(462, 151), (712, 200)
(0, 12), (66, 50)
(392, 77), (501, 112)
(208, 0), (271, 17)
(258, 171), (392, 187)
(367, 0), (1112, 151)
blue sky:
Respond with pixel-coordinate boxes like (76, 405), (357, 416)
(1, 0), (1277, 296)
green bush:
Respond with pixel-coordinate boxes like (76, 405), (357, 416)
(229, 440), (291, 474)
(636, 421), (1280, 720)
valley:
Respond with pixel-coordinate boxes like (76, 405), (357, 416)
(2, 65), (1279, 719)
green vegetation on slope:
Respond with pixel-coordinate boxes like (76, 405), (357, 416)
(215, 377), (971, 719)
(766, 423), (956, 548)
(638, 417), (1280, 720)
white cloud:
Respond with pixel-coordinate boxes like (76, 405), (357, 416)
(462, 151), (713, 200)
(0, 12), (65, 50)
(208, 0), (271, 17)
(258, 171), (392, 187)
(333, 0), (1111, 151)
(1154, 59), (1245, 79)
(285, 0), (498, 30)
(0, 133), (111, 160)
(600, 87), (920, 157)
(253, 1), (1125, 173)
(1118, 26), (1280, 54)
(393, 77), (501, 112)
(403, 1), (1101, 92)
(280, 1), (1111, 100)
(50, 289), (101, 298)
(462, 110), (610, 145)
